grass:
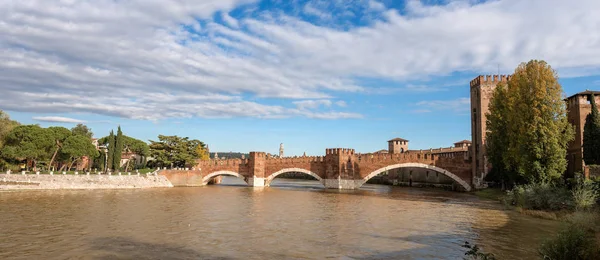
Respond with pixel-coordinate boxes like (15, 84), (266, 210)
(473, 188), (506, 201)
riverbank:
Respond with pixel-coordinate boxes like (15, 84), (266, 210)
(0, 173), (173, 191)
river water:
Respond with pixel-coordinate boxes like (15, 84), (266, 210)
(0, 177), (559, 259)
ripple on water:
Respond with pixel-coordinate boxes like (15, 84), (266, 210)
(0, 178), (559, 259)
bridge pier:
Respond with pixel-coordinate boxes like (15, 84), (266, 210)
(323, 178), (362, 189)
(246, 176), (265, 187)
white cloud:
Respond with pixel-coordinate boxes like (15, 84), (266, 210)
(293, 100), (333, 110)
(222, 12), (240, 28)
(416, 98), (471, 113)
(32, 116), (86, 123)
(1, 0), (600, 121)
(368, 0), (386, 11)
(335, 100), (347, 107)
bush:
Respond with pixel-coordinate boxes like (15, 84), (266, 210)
(572, 178), (599, 211)
(539, 212), (599, 260)
(505, 183), (573, 211)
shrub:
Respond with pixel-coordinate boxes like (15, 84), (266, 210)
(539, 212), (599, 260)
(462, 242), (496, 260)
(505, 183), (573, 211)
(572, 178), (599, 211)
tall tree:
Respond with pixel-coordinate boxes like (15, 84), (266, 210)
(61, 135), (99, 170)
(71, 123), (93, 138)
(47, 126), (72, 171)
(1, 125), (54, 171)
(113, 126), (123, 170)
(106, 130), (115, 171)
(583, 94), (600, 165)
(494, 60), (574, 183)
(485, 82), (519, 186)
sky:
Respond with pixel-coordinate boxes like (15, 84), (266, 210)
(2, 0), (600, 156)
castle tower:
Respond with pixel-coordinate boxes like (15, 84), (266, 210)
(565, 91), (600, 177)
(279, 143), (284, 157)
(470, 75), (510, 182)
(387, 138), (408, 154)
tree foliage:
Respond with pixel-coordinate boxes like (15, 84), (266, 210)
(583, 95), (600, 165)
(196, 145), (210, 161)
(486, 60), (574, 184)
(0, 110), (20, 149)
(1, 125), (55, 170)
(71, 123), (93, 138)
(62, 135), (99, 159)
(149, 135), (205, 168)
(106, 130), (115, 171)
(47, 126), (73, 170)
(113, 126), (124, 170)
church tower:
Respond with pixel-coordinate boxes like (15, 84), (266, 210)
(279, 143), (284, 157)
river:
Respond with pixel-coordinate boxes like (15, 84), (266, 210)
(0, 177), (559, 259)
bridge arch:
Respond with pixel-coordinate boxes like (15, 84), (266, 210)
(360, 163), (472, 191)
(265, 168), (324, 187)
(202, 171), (248, 185)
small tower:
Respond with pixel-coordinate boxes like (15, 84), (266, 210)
(388, 138), (409, 154)
(214, 152), (218, 160)
(279, 143), (284, 157)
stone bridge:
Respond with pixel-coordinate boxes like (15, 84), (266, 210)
(161, 148), (473, 191)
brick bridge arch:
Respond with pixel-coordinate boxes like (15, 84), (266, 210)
(359, 163), (472, 191)
(160, 148), (472, 191)
(264, 168), (324, 187)
(202, 171), (247, 185)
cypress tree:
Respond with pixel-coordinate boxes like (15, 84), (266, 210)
(583, 94), (600, 165)
(113, 126), (123, 170)
(106, 130), (114, 171)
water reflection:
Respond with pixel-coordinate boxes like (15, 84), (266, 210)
(0, 177), (558, 259)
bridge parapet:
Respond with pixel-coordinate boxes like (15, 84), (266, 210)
(265, 156), (326, 164)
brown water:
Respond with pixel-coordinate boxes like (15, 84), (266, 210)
(0, 178), (559, 259)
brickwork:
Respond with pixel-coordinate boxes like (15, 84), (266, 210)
(566, 92), (600, 177)
(470, 75), (511, 185)
(160, 146), (473, 191)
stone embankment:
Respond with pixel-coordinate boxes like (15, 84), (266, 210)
(0, 173), (173, 190)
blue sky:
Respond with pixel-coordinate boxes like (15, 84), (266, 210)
(2, 0), (600, 156)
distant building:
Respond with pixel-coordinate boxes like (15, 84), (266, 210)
(279, 143), (284, 157)
(388, 138), (408, 154)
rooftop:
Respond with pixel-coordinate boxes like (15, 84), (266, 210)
(388, 137), (409, 142)
(454, 140), (472, 144)
(565, 90), (600, 100)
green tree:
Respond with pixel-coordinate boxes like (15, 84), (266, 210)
(106, 130), (115, 171)
(583, 94), (600, 165)
(71, 123), (93, 138)
(61, 134), (99, 170)
(485, 81), (520, 186)
(113, 126), (123, 170)
(0, 110), (20, 148)
(1, 125), (54, 171)
(149, 135), (204, 168)
(0, 110), (20, 170)
(497, 60), (574, 183)
(47, 126), (72, 171)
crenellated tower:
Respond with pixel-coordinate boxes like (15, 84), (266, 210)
(470, 75), (511, 184)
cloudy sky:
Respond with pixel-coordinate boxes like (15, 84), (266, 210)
(2, 0), (600, 155)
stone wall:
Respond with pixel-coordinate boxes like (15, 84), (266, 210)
(0, 174), (173, 190)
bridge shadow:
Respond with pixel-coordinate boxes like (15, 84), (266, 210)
(88, 236), (233, 260)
